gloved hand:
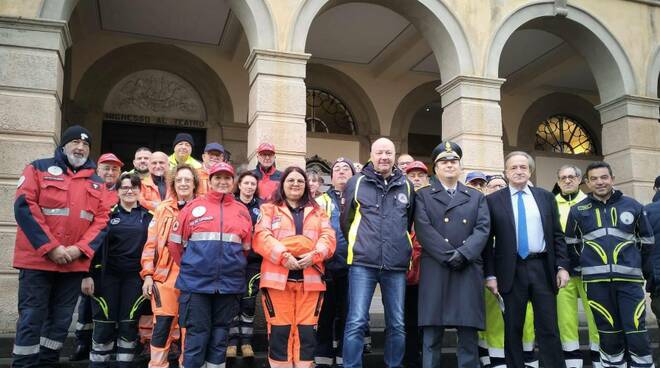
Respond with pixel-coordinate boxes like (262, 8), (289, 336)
(444, 249), (467, 271)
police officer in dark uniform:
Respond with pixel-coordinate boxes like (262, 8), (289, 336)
(414, 141), (491, 368)
(565, 161), (655, 367)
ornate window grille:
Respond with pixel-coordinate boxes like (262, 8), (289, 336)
(306, 89), (356, 135)
(535, 115), (595, 155)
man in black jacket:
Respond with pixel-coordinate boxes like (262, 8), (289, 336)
(341, 138), (415, 368)
(483, 151), (569, 367)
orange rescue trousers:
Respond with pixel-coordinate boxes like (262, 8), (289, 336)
(262, 281), (324, 368)
(148, 266), (181, 368)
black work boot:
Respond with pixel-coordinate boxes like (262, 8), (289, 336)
(68, 344), (90, 361)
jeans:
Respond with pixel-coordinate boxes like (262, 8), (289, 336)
(343, 266), (406, 368)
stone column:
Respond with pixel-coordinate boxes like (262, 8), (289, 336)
(244, 49), (310, 169)
(436, 76), (505, 175)
(0, 16), (71, 330)
(596, 95), (660, 203)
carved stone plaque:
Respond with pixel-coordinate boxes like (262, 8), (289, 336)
(104, 69), (206, 121)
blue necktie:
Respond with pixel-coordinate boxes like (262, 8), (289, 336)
(517, 191), (529, 259)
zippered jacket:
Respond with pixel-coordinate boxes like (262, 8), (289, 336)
(168, 191), (252, 294)
(340, 162), (415, 271)
(13, 148), (111, 272)
(565, 190), (655, 283)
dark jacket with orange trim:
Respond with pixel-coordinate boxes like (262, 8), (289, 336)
(13, 148), (112, 272)
(340, 162), (415, 271)
(168, 191), (253, 294)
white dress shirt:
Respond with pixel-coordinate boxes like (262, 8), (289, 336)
(509, 185), (546, 253)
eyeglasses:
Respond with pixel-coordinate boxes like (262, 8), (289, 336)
(119, 186), (138, 192)
(559, 175), (579, 181)
(175, 177), (194, 184)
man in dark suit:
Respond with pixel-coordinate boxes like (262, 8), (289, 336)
(483, 151), (569, 368)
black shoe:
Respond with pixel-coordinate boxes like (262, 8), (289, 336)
(363, 343), (372, 354)
(68, 345), (90, 361)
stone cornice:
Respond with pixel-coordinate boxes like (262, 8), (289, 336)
(436, 75), (505, 107)
(244, 49), (311, 84)
(0, 16), (71, 64)
(595, 95), (660, 122)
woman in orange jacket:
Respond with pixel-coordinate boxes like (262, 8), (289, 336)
(140, 164), (199, 368)
(254, 166), (336, 368)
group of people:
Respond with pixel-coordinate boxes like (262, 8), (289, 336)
(9, 124), (660, 368)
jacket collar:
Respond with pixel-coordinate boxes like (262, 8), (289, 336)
(587, 189), (623, 206)
(54, 147), (96, 174)
(206, 190), (236, 204)
(428, 178), (471, 209)
(258, 163), (277, 176)
(361, 162), (404, 186)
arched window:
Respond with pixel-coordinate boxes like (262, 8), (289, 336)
(306, 89), (356, 135)
(535, 115), (595, 155)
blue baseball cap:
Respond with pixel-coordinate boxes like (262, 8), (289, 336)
(466, 171), (487, 184)
(204, 142), (225, 153)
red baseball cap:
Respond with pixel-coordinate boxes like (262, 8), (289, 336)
(257, 142), (275, 154)
(208, 162), (235, 178)
(97, 153), (124, 167)
(405, 160), (428, 174)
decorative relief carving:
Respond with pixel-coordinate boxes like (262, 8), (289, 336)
(104, 69), (206, 121)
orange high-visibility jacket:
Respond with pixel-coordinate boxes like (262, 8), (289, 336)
(197, 168), (209, 196)
(140, 197), (180, 282)
(140, 175), (166, 212)
(254, 202), (336, 291)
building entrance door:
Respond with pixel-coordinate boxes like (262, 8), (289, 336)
(101, 120), (206, 170)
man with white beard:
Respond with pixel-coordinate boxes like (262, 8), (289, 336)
(12, 125), (112, 367)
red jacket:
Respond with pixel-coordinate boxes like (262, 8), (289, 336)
(13, 150), (111, 272)
(168, 191), (252, 294)
(252, 164), (282, 201)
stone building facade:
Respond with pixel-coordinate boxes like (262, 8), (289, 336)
(0, 0), (658, 331)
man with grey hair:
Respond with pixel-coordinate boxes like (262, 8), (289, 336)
(483, 151), (569, 367)
(12, 125), (111, 367)
(341, 138), (415, 368)
(554, 164), (600, 368)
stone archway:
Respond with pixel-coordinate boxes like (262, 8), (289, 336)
(290, 0), (474, 81)
(391, 81), (442, 156)
(484, 2), (637, 103)
(646, 45), (660, 98)
(70, 42), (235, 158)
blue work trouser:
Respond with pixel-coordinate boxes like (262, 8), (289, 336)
(585, 281), (654, 367)
(12, 269), (83, 368)
(179, 291), (240, 368)
(74, 294), (93, 347)
(343, 265), (406, 368)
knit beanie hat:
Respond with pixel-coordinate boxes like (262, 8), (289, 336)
(60, 125), (92, 147)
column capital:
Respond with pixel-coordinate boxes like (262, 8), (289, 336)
(436, 75), (505, 108)
(595, 94), (660, 123)
(0, 16), (71, 63)
(244, 48), (311, 85)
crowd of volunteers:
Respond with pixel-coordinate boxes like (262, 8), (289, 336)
(10, 125), (660, 368)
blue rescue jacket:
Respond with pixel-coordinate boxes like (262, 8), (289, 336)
(317, 188), (348, 273)
(340, 163), (415, 271)
(643, 200), (660, 292)
(565, 190), (655, 283)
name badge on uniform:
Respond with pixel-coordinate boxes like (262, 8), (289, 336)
(47, 166), (63, 176)
(620, 211), (634, 225)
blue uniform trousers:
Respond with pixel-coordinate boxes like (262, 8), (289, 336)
(12, 269), (84, 368)
(585, 281), (654, 367)
(179, 291), (240, 368)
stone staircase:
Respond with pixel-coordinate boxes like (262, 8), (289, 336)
(0, 322), (657, 367)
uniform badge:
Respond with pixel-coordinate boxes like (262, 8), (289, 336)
(17, 175), (25, 188)
(397, 192), (408, 204)
(172, 221), (179, 232)
(47, 166), (63, 176)
(91, 183), (100, 190)
(620, 211), (634, 225)
(252, 208), (260, 216)
(110, 218), (121, 225)
(192, 206), (207, 217)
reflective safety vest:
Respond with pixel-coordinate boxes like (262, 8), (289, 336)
(254, 202), (336, 291)
(565, 190), (655, 283)
(141, 197), (181, 282)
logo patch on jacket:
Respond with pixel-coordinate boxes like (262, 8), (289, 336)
(192, 206), (206, 217)
(252, 208), (260, 216)
(47, 166), (63, 176)
(91, 183), (100, 190)
(110, 218), (121, 225)
(620, 211), (634, 225)
(397, 193), (408, 204)
(577, 203), (592, 211)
